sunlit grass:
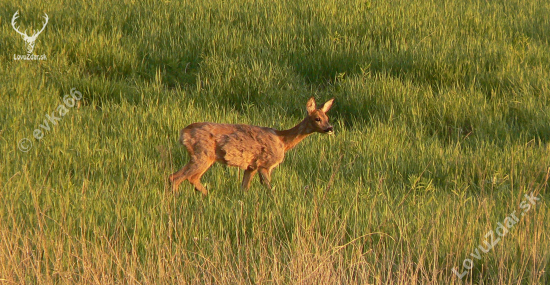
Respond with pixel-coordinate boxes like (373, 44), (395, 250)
(1, 0), (549, 283)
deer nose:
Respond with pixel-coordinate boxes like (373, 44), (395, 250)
(324, 126), (334, 133)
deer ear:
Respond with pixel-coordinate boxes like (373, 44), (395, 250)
(306, 97), (316, 114)
(320, 98), (334, 113)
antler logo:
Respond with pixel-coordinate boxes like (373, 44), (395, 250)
(11, 11), (49, 54)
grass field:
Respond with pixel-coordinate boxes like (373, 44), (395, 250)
(1, 0), (550, 283)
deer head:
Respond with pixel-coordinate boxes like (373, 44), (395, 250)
(12, 11), (49, 54)
(306, 97), (334, 134)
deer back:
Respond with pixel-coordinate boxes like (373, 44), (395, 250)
(181, 123), (285, 170)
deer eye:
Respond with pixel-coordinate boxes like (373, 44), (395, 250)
(315, 117), (321, 122)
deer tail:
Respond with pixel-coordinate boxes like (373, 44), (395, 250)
(178, 129), (186, 145)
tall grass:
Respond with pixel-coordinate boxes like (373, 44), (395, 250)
(1, 0), (549, 283)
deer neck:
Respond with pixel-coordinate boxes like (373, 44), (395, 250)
(275, 118), (314, 152)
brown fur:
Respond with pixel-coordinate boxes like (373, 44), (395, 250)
(169, 97), (334, 195)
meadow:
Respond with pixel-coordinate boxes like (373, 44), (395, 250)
(1, 0), (549, 283)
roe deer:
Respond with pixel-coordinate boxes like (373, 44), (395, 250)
(169, 97), (334, 195)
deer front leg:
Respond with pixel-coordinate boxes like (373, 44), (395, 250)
(241, 168), (257, 190)
(259, 168), (272, 190)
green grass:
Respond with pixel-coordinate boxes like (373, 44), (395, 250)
(1, 0), (549, 283)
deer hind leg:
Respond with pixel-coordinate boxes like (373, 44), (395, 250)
(187, 160), (214, 196)
(170, 163), (190, 183)
(170, 156), (213, 195)
(169, 163), (191, 192)
(259, 168), (272, 190)
(241, 167), (258, 190)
